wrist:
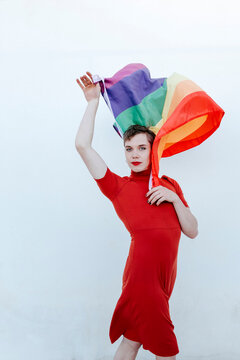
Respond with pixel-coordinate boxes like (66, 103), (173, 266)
(88, 98), (99, 105)
(172, 195), (181, 206)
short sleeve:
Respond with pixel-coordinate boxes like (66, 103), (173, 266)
(172, 179), (189, 208)
(162, 175), (189, 208)
(93, 166), (125, 201)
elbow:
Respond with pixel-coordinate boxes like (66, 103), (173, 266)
(75, 142), (82, 152)
(75, 138), (82, 151)
(75, 141), (89, 153)
(187, 216), (199, 239)
(186, 227), (199, 239)
(182, 221), (199, 239)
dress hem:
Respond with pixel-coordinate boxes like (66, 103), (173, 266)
(110, 333), (180, 357)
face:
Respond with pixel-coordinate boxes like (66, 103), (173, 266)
(124, 133), (152, 172)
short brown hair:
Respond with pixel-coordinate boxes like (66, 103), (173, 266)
(123, 124), (156, 147)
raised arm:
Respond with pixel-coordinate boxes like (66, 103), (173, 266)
(75, 71), (107, 179)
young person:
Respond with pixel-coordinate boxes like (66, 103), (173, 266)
(75, 72), (198, 360)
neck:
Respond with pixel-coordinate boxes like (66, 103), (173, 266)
(130, 163), (152, 180)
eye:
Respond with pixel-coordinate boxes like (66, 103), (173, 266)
(126, 147), (146, 151)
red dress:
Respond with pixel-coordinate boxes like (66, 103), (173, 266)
(93, 163), (189, 357)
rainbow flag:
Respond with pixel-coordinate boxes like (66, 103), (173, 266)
(92, 63), (225, 189)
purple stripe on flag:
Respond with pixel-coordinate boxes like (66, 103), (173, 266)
(105, 63), (146, 89)
(106, 67), (166, 118)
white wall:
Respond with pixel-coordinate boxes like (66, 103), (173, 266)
(1, 1), (239, 359)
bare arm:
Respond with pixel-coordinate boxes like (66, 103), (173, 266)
(172, 199), (199, 239)
(75, 72), (107, 179)
(146, 184), (198, 239)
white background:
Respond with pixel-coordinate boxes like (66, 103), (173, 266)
(1, 0), (240, 359)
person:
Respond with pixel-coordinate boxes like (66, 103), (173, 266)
(75, 71), (198, 360)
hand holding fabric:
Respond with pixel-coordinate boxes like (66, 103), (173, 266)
(146, 186), (179, 206)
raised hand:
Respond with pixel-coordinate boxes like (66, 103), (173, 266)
(76, 71), (101, 103)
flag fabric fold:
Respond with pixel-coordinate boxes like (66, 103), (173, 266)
(92, 63), (225, 189)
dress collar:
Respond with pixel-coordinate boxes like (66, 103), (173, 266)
(129, 163), (152, 180)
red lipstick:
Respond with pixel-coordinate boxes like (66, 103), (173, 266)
(131, 162), (142, 166)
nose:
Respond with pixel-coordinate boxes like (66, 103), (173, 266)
(132, 152), (140, 159)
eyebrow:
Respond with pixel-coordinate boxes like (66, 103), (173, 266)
(125, 144), (148, 147)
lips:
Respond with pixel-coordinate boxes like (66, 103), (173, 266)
(131, 162), (142, 166)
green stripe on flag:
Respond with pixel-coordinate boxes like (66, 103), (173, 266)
(115, 80), (167, 133)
